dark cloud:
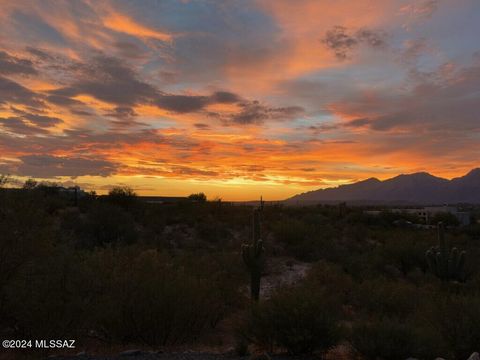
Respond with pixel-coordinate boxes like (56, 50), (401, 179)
(194, 123), (210, 130)
(323, 26), (358, 60)
(48, 55), (240, 114)
(155, 94), (210, 113)
(46, 94), (85, 107)
(344, 118), (373, 128)
(229, 101), (304, 125)
(211, 91), (241, 104)
(25, 46), (55, 61)
(323, 26), (387, 60)
(0, 110), (62, 136)
(0, 126), (198, 160)
(156, 91), (242, 113)
(36, 54), (306, 127)
(307, 123), (338, 134)
(49, 56), (158, 106)
(113, 41), (148, 59)
(0, 76), (44, 108)
(0, 117), (49, 135)
(338, 61), (480, 133)
(356, 29), (387, 48)
(105, 106), (138, 119)
(16, 154), (118, 178)
(169, 165), (218, 177)
(106, 107), (147, 128)
(23, 113), (63, 127)
(70, 109), (93, 117)
(0, 51), (37, 75)
(236, 164), (265, 172)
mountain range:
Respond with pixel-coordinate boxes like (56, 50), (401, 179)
(287, 169), (480, 204)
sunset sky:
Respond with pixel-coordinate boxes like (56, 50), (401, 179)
(1, 0), (480, 200)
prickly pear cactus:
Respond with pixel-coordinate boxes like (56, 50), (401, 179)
(426, 222), (466, 282)
(242, 208), (265, 301)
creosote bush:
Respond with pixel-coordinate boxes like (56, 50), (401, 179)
(89, 248), (238, 346)
(425, 294), (480, 360)
(349, 317), (443, 360)
(241, 285), (341, 355)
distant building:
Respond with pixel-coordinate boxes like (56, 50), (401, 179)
(365, 205), (471, 226)
(423, 206), (471, 226)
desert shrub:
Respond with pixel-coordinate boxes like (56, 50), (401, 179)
(68, 203), (137, 248)
(425, 294), (480, 360)
(273, 218), (311, 245)
(0, 191), (54, 322)
(350, 317), (442, 360)
(188, 192), (207, 202)
(105, 186), (138, 210)
(304, 261), (354, 306)
(272, 218), (325, 261)
(354, 278), (420, 318)
(178, 251), (248, 325)
(91, 249), (235, 346)
(377, 210), (423, 226)
(430, 212), (460, 226)
(380, 231), (429, 276)
(5, 247), (91, 339)
(241, 286), (341, 354)
(195, 218), (231, 245)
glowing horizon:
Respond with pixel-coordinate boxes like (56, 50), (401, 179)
(1, 0), (480, 200)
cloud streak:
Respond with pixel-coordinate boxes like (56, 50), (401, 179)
(0, 0), (479, 200)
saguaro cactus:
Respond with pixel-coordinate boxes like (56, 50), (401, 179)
(426, 222), (466, 282)
(242, 207), (265, 301)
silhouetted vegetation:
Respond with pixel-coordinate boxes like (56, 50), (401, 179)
(1, 181), (480, 358)
(188, 192), (207, 202)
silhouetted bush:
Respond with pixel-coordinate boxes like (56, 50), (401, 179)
(196, 218), (231, 244)
(380, 231), (429, 276)
(426, 294), (480, 360)
(241, 286), (341, 354)
(272, 218), (321, 261)
(5, 247), (90, 339)
(0, 191), (54, 323)
(350, 317), (442, 360)
(63, 203), (137, 248)
(90, 249), (238, 346)
(354, 278), (420, 318)
(188, 192), (207, 202)
(106, 186), (137, 209)
(430, 211), (460, 226)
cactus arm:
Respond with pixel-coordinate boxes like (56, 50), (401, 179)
(425, 222), (467, 282)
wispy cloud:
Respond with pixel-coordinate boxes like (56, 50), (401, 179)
(0, 0), (479, 199)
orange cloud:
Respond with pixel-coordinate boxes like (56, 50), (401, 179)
(103, 12), (172, 42)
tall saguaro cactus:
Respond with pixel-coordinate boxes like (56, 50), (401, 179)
(426, 222), (466, 282)
(242, 207), (265, 301)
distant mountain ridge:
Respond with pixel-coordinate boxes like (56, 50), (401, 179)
(287, 169), (480, 204)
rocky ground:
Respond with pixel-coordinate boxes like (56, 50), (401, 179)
(260, 258), (311, 298)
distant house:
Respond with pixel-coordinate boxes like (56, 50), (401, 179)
(423, 206), (471, 226)
(365, 205), (471, 226)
